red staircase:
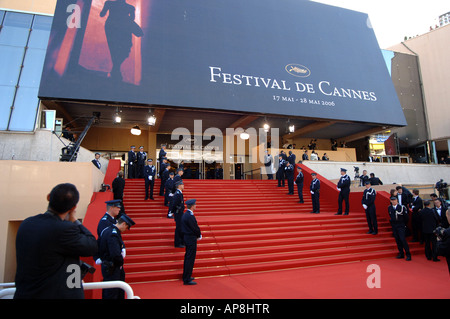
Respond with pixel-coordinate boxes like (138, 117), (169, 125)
(121, 178), (421, 284)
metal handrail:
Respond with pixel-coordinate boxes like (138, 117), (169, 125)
(0, 281), (139, 299)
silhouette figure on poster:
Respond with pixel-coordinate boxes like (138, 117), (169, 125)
(100, 0), (143, 82)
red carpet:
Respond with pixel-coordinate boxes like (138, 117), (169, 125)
(83, 162), (449, 299)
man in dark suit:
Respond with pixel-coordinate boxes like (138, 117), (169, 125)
(362, 181), (377, 234)
(14, 183), (98, 299)
(295, 167), (304, 203)
(388, 196), (411, 261)
(158, 144), (167, 162)
(369, 173), (383, 185)
(164, 171), (175, 206)
(336, 168), (351, 215)
(112, 171), (126, 216)
(127, 146), (137, 179)
(287, 151), (296, 166)
(420, 200), (440, 261)
(181, 199), (202, 285)
(310, 173), (320, 214)
(159, 158), (169, 196)
(92, 153), (101, 170)
(144, 159), (156, 200)
(410, 189), (423, 243)
(434, 198), (449, 228)
(98, 214), (135, 299)
(170, 181), (185, 247)
(136, 146), (147, 178)
(396, 186), (411, 209)
(285, 162), (294, 195)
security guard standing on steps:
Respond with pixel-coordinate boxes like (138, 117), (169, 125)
(336, 168), (351, 215)
(310, 173), (320, 214)
(99, 214), (135, 299)
(295, 167), (304, 203)
(362, 181), (378, 234)
(127, 146), (137, 179)
(388, 196), (411, 261)
(285, 162), (294, 195)
(171, 181), (185, 247)
(144, 159), (156, 200)
(181, 199), (202, 285)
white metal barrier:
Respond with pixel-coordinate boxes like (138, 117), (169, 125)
(0, 281), (140, 299)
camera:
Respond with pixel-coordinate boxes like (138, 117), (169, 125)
(80, 261), (96, 279)
(354, 166), (359, 173)
(433, 226), (447, 241)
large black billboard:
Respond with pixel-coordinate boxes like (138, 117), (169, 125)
(39, 0), (406, 126)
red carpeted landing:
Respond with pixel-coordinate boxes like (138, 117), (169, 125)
(131, 257), (450, 299)
(120, 178), (448, 299)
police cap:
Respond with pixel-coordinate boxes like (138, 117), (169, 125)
(186, 199), (197, 206)
(105, 199), (122, 208)
(119, 214), (135, 228)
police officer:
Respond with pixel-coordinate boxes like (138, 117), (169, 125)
(171, 181), (185, 247)
(277, 154), (286, 187)
(127, 146), (137, 179)
(159, 158), (169, 196)
(362, 181), (378, 235)
(99, 214), (135, 299)
(336, 168), (351, 215)
(285, 162), (294, 195)
(136, 146), (147, 178)
(264, 150), (273, 180)
(97, 199), (122, 237)
(144, 159), (156, 200)
(181, 199), (202, 285)
(158, 144), (167, 162)
(310, 173), (320, 214)
(165, 171), (175, 206)
(388, 196), (411, 261)
(295, 167), (304, 203)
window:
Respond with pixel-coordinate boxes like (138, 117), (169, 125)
(0, 11), (53, 132)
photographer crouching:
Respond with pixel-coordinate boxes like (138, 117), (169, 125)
(434, 207), (450, 276)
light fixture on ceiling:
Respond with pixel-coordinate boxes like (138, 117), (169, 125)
(289, 124), (295, 133)
(147, 109), (156, 126)
(131, 125), (141, 136)
(114, 107), (122, 124)
(240, 131), (250, 140)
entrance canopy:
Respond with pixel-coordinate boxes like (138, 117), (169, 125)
(39, 0), (406, 140)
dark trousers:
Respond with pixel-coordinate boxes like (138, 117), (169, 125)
(174, 212), (184, 247)
(265, 166), (273, 180)
(411, 212), (422, 242)
(159, 176), (165, 196)
(311, 192), (320, 213)
(183, 235), (197, 283)
(297, 183), (304, 202)
(144, 179), (154, 199)
(128, 163), (135, 179)
(101, 264), (125, 299)
(287, 175), (294, 194)
(276, 169), (285, 186)
(365, 205), (378, 233)
(391, 223), (411, 257)
(338, 189), (350, 214)
(423, 233), (438, 260)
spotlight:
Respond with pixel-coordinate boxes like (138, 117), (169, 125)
(289, 125), (295, 133)
(263, 123), (270, 132)
(114, 115), (122, 124)
(130, 125), (141, 136)
(148, 115), (156, 126)
(240, 131), (250, 140)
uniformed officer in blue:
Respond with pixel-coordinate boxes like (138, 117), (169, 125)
(97, 199), (122, 237)
(388, 196), (411, 261)
(310, 173), (320, 214)
(284, 162), (295, 195)
(336, 168), (351, 215)
(295, 167), (304, 203)
(127, 145), (137, 179)
(277, 154), (286, 187)
(362, 181), (378, 234)
(181, 199), (202, 285)
(170, 181), (185, 247)
(144, 158), (156, 200)
(99, 214), (135, 299)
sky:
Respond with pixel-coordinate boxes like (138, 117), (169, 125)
(311, 0), (450, 48)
